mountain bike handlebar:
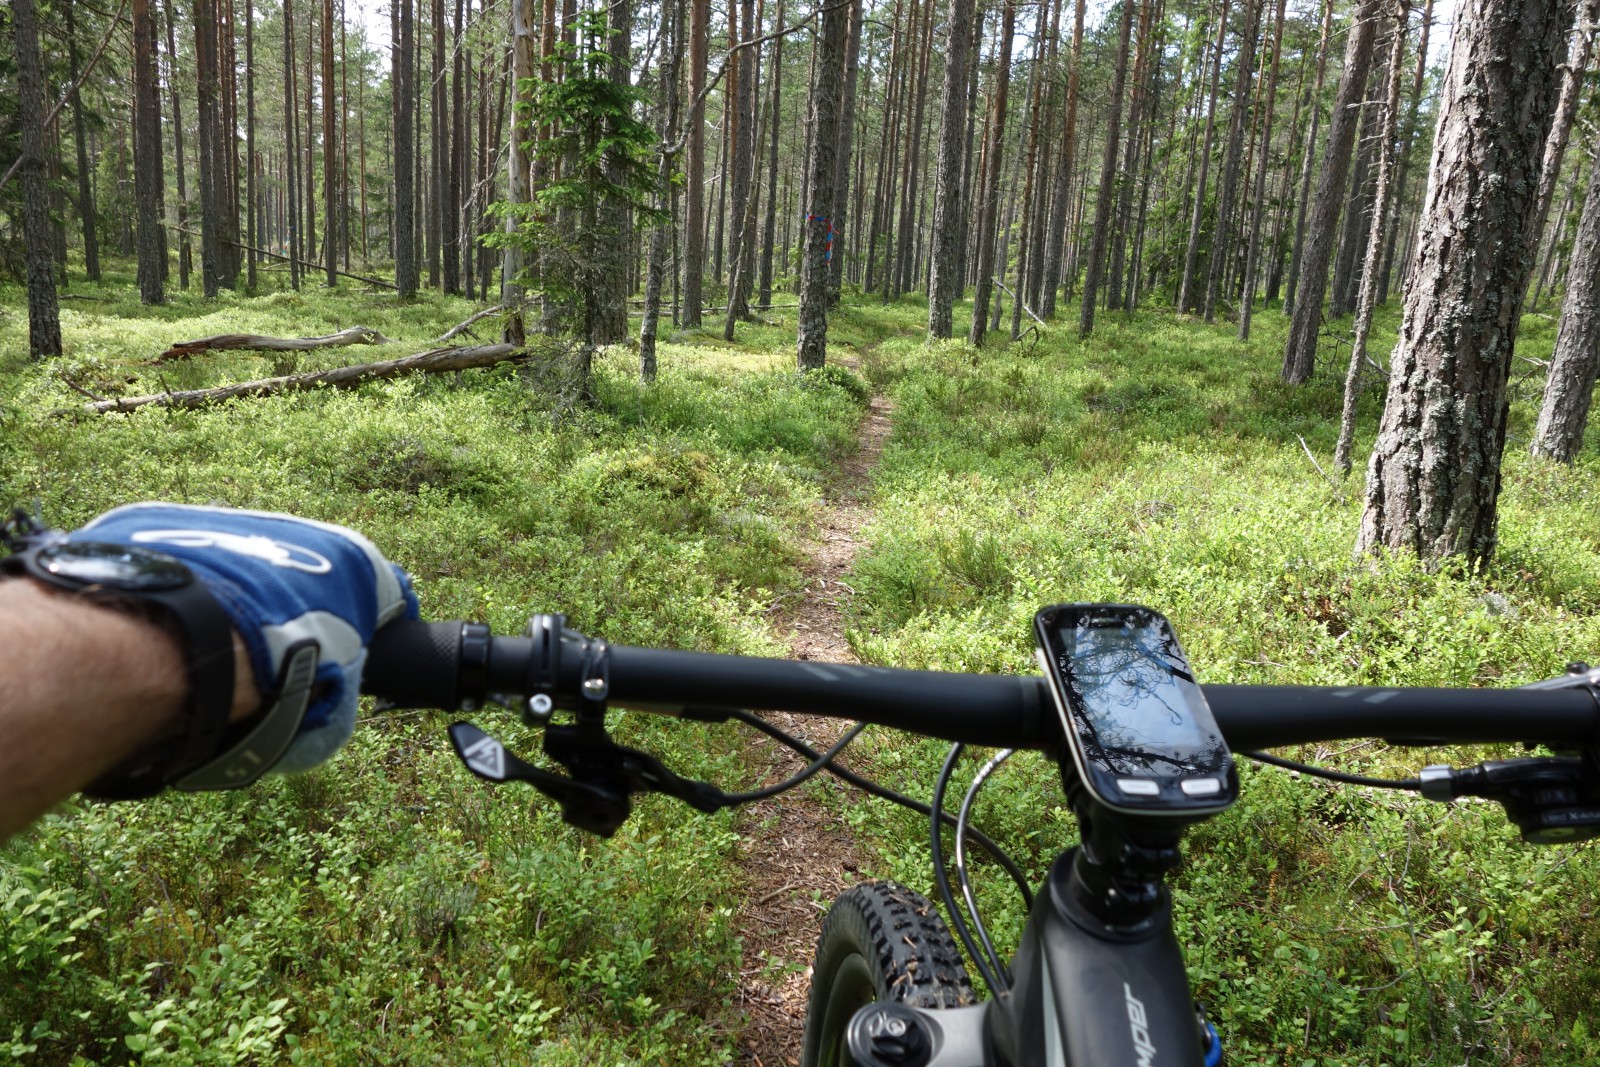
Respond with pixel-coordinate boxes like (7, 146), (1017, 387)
(362, 617), (1600, 752)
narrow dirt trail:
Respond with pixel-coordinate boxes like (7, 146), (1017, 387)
(732, 375), (893, 1067)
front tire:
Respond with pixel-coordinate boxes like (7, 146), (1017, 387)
(799, 880), (976, 1067)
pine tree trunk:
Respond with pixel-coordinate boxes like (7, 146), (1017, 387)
(927, 0), (977, 336)
(1237, 0), (1287, 339)
(682, 0), (710, 326)
(1524, 0), (1598, 304)
(1201, 0), (1262, 322)
(757, 0), (786, 309)
(1076, 0), (1133, 338)
(132, 0), (166, 303)
(64, 1), (102, 283)
(1106, 0), (1153, 315)
(12, 0), (62, 356)
(1335, 0), (1408, 474)
(1038, 0), (1085, 320)
(283, 0), (301, 288)
(827, 0), (864, 305)
(1532, 140), (1600, 461)
(1280, 0), (1380, 384)
(594, 0), (633, 342)
(1357, 0), (1572, 562)
(641, 0), (683, 377)
(1375, 0), (1433, 304)
(796, 0), (851, 369)
(1176, 0), (1229, 314)
(395, 0), (417, 296)
(502, 0), (534, 337)
(967, 0), (1017, 344)
(1329, 65), (1384, 320)
(1283, 0), (1335, 314)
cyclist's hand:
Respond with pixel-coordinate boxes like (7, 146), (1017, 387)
(74, 503), (419, 774)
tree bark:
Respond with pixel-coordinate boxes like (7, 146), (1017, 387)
(1356, 0), (1572, 563)
(969, 0), (1018, 345)
(84, 345), (524, 414)
(394, 0), (418, 296)
(796, 0), (851, 369)
(1176, 0), (1229, 314)
(1076, 0), (1134, 338)
(1237, 0), (1288, 339)
(1524, 0), (1599, 304)
(1532, 140), (1600, 462)
(65, 0), (101, 283)
(683, 0), (711, 326)
(1202, 0), (1263, 323)
(927, 0), (977, 337)
(133, 0), (166, 304)
(156, 326), (396, 361)
(1280, 0), (1381, 384)
(502, 0), (534, 337)
(1375, 0), (1432, 304)
(757, 0), (787, 310)
(12, 0), (62, 357)
(1038, 0), (1085, 319)
(1283, 0), (1335, 313)
(167, 0), (194, 289)
(1335, 0), (1408, 475)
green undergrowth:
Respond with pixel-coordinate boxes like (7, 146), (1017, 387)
(0, 274), (870, 1065)
(835, 303), (1600, 1064)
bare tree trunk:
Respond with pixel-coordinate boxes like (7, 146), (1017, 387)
(1375, 0), (1432, 304)
(65, 0), (101, 283)
(1038, 0), (1085, 320)
(12, 0), (62, 357)
(322, 0), (338, 286)
(283, 0), (301, 289)
(1238, 0), (1288, 340)
(1532, 141), (1600, 461)
(133, 0), (166, 303)
(395, 0), (417, 296)
(502, 0), (533, 337)
(1176, 0), (1229, 314)
(969, 0), (1018, 345)
(827, 0), (864, 305)
(1335, 0), (1408, 474)
(1202, 0), (1262, 322)
(1076, 0), (1133, 338)
(641, 0), (683, 378)
(796, 0), (851, 369)
(1105, 0), (1153, 315)
(682, 0), (710, 326)
(1357, 0), (1572, 563)
(1283, 0), (1334, 314)
(927, 0), (978, 337)
(1280, 0), (1380, 384)
(1524, 0), (1599, 304)
(757, 0), (787, 310)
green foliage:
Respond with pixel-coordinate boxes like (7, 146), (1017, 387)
(0, 277), (860, 1064)
(835, 303), (1600, 1065)
(2, 281), (1598, 1065)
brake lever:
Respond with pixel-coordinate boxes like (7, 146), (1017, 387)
(448, 722), (633, 837)
(543, 722), (727, 815)
(1419, 755), (1600, 844)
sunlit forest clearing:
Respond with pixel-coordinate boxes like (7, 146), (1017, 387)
(6, 0), (1600, 1060)
(2, 263), (1598, 1063)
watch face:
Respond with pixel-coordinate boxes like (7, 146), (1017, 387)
(39, 542), (194, 592)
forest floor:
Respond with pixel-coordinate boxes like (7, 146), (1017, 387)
(733, 363), (891, 1067)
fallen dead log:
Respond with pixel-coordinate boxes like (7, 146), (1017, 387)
(156, 325), (396, 362)
(431, 304), (505, 344)
(82, 343), (522, 414)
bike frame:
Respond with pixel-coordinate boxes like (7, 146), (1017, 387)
(855, 808), (1215, 1067)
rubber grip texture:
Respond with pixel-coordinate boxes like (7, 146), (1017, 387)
(364, 619), (462, 709)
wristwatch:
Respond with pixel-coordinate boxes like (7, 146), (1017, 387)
(2, 538), (239, 798)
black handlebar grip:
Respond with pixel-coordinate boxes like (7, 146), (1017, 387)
(364, 619), (464, 710)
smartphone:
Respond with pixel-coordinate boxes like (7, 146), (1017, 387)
(1034, 604), (1236, 817)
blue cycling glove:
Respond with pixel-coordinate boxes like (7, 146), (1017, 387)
(77, 503), (419, 779)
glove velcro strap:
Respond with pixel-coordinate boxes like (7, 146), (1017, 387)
(175, 641), (320, 792)
(81, 575), (239, 800)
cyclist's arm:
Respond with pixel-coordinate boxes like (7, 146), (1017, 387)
(0, 578), (260, 842)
